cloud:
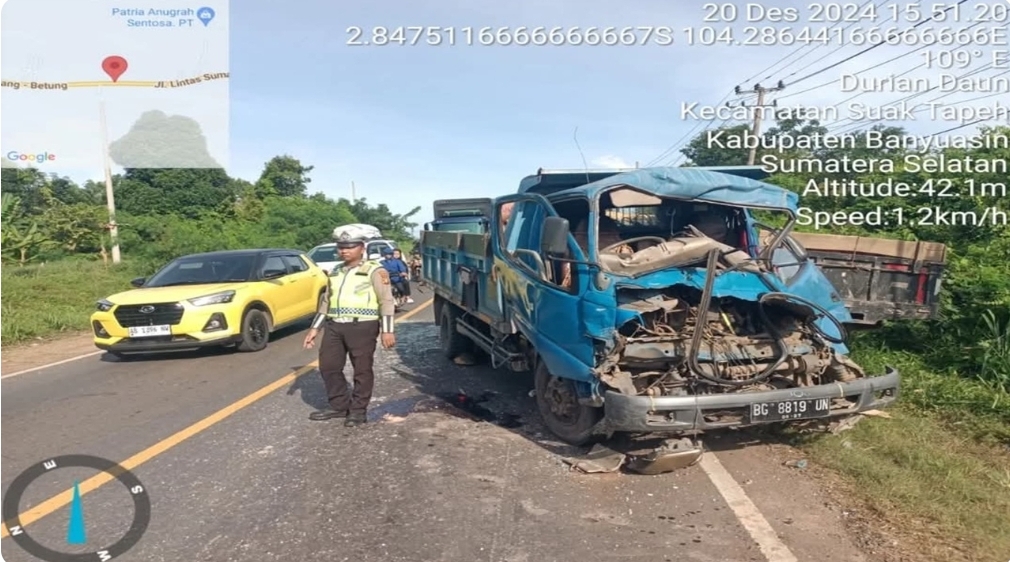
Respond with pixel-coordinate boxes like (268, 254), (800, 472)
(591, 155), (634, 169)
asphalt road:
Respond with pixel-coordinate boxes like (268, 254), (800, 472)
(1, 285), (872, 562)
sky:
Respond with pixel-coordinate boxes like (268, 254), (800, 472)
(3, 0), (1009, 227)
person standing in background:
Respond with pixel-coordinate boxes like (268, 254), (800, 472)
(303, 227), (397, 427)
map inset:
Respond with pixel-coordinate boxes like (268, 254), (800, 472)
(0, 0), (229, 174)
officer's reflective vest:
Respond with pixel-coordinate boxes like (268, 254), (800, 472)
(326, 261), (381, 320)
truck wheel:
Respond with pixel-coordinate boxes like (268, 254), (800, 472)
(439, 304), (471, 360)
(237, 309), (271, 352)
(534, 362), (602, 446)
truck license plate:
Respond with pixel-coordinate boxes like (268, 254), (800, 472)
(127, 325), (171, 338)
(749, 398), (831, 422)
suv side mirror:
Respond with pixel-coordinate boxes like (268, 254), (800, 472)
(541, 216), (570, 255)
(130, 277), (146, 288)
(262, 268), (287, 279)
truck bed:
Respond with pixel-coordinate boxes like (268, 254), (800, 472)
(420, 230), (506, 329)
(791, 232), (947, 326)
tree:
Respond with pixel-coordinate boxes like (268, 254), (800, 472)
(256, 155), (314, 198)
(115, 168), (238, 218)
(343, 198), (421, 242)
(0, 193), (52, 265)
(680, 123), (752, 166)
(1, 163), (49, 214)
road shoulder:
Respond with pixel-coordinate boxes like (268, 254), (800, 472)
(1, 331), (98, 374)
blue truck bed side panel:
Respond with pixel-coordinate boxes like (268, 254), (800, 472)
(421, 231), (504, 324)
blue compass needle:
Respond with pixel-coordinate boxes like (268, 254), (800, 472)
(67, 480), (86, 544)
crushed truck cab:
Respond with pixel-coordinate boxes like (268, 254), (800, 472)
(421, 166), (906, 445)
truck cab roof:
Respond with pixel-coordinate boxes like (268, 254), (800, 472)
(517, 166), (795, 212)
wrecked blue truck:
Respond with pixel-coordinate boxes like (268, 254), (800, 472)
(420, 166), (923, 446)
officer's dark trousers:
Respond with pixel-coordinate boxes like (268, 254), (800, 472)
(318, 319), (380, 414)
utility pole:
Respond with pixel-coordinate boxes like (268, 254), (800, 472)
(99, 97), (121, 264)
(733, 81), (785, 165)
(350, 181), (356, 203)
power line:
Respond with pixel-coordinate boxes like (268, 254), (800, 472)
(645, 2), (887, 168)
(931, 117), (995, 136)
(922, 69), (1010, 104)
(643, 91), (753, 167)
(774, 18), (986, 102)
(833, 80), (1010, 135)
(827, 62), (999, 134)
(786, 0), (971, 86)
(766, 0), (895, 85)
(818, 61), (928, 126)
(736, 0), (883, 87)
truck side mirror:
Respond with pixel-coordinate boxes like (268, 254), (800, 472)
(541, 216), (570, 255)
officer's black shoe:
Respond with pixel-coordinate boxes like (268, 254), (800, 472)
(344, 413), (367, 427)
(309, 409), (347, 421)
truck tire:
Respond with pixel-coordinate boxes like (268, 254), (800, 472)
(237, 309), (271, 352)
(534, 362), (602, 446)
(439, 304), (471, 360)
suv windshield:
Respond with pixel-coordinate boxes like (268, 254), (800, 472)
(145, 254), (258, 287)
(308, 246), (339, 263)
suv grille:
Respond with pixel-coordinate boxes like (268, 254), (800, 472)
(114, 303), (185, 327)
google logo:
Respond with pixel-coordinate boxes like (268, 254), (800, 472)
(6, 151), (56, 163)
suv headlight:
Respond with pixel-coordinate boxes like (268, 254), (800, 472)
(188, 290), (236, 307)
(96, 299), (114, 312)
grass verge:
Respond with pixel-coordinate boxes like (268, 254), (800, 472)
(785, 346), (1010, 562)
(2, 259), (150, 346)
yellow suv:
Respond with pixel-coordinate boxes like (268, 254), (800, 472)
(91, 249), (328, 356)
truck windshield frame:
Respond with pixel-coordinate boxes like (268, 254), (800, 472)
(588, 186), (799, 278)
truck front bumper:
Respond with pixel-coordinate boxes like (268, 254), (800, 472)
(603, 368), (899, 433)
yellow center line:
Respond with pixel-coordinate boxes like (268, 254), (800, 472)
(1, 298), (433, 538)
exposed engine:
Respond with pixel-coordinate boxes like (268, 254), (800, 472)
(595, 284), (866, 398)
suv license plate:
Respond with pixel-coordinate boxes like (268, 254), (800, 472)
(749, 398), (831, 422)
(127, 325), (171, 338)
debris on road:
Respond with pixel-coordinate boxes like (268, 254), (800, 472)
(563, 437), (704, 475)
(625, 438), (704, 475)
(828, 409), (894, 434)
(563, 444), (626, 473)
(784, 459), (808, 469)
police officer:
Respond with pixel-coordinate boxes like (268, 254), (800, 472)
(303, 227), (397, 427)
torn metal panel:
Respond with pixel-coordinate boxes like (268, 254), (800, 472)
(562, 444), (626, 473)
(625, 438), (704, 475)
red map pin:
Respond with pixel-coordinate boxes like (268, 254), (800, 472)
(102, 56), (128, 82)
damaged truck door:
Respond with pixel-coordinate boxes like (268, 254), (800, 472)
(423, 167), (904, 447)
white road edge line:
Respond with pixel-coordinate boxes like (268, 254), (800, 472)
(1, 351), (105, 380)
(699, 452), (799, 562)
